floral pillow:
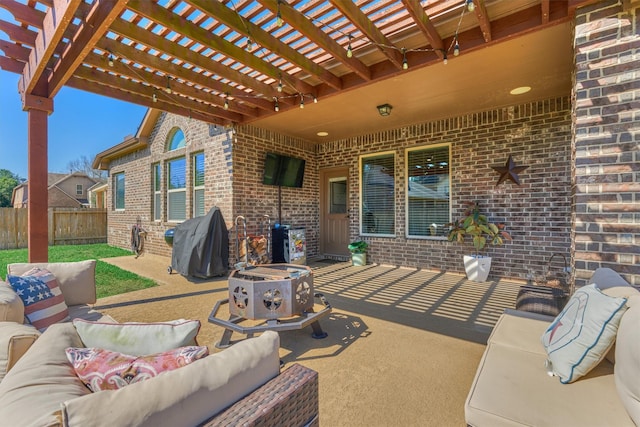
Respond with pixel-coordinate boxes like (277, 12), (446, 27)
(7, 268), (70, 331)
(65, 346), (209, 392)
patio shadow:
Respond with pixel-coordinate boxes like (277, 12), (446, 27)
(308, 261), (522, 344)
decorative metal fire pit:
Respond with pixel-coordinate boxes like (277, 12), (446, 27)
(229, 264), (314, 319)
(209, 264), (331, 348)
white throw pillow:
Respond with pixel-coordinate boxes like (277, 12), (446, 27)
(541, 284), (627, 383)
(73, 319), (200, 356)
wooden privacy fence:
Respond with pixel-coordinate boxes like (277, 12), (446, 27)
(0, 208), (107, 249)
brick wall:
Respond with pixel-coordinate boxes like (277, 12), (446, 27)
(318, 97), (573, 281)
(107, 113), (234, 261)
(231, 126), (318, 259)
(573, 0), (640, 286)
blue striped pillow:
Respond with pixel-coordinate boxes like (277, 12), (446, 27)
(541, 283), (627, 383)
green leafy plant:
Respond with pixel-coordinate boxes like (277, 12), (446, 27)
(447, 201), (511, 255)
(348, 241), (369, 254)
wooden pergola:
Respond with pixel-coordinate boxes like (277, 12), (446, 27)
(0, 0), (596, 261)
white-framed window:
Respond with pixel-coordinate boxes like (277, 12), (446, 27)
(193, 152), (205, 217)
(360, 151), (395, 236)
(114, 172), (125, 210)
(406, 144), (451, 238)
(76, 184), (83, 195)
(167, 157), (186, 222)
(152, 163), (161, 221)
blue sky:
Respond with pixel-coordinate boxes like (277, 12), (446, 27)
(0, 70), (147, 180)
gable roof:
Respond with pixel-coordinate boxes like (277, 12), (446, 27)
(92, 109), (162, 170)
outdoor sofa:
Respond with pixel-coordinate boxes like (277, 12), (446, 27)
(0, 260), (319, 426)
(465, 267), (640, 426)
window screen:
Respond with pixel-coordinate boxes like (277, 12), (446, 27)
(361, 152), (395, 236)
(406, 144), (451, 237)
(193, 152), (205, 217)
(167, 157), (186, 221)
(114, 173), (125, 210)
(152, 163), (161, 221)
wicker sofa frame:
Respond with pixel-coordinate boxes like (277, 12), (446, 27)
(202, 363), (319, 427)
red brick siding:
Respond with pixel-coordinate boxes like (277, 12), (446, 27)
(573, 0), (640, 286)
(107, 97), (572, 282)
(231, 127), (318, 260)
(318, 97), (573, 281)
(106, 113), (233, 262)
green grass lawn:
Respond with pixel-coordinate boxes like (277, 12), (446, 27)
(0, 244), (157, 298)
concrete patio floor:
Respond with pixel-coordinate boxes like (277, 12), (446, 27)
(96, 254), (524, 427)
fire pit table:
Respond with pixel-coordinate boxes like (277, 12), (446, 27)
(208, 264), (331, 348)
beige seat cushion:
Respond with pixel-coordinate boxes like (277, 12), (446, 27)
(465, 341), (633, 427)
(0, 322), (40, 383)
(7, 260), (97, 306)
(62, 331), (281, 427)
(0, 322), (91, 427)
(0, 282), (24, 323)
(488, 311), (551, 355)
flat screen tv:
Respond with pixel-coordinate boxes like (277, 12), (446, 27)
(262, 152), (305, 188)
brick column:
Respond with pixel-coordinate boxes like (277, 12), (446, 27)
(23, 94), (53, 262)
(572, 0), (640, 286)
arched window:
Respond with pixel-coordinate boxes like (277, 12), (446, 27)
(166, 128), (186, 151)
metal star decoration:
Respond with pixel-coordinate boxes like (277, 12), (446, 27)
(491, 155), (529, 186)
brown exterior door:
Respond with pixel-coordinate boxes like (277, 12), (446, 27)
(320, 167), (350, 257)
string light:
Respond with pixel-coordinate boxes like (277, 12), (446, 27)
(275, 0), (283, 27)
(99, 0), (472, 122)
(466, 0), (475, 12)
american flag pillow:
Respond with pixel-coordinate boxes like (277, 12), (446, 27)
(7, 268), (70, 331)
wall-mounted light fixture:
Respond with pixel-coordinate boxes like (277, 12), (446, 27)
(377, 103), (392, 117)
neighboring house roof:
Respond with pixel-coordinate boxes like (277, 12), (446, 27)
(93, 109), (161, 170)
(48, 173), (68, 186)
(12, 172), (98, 207)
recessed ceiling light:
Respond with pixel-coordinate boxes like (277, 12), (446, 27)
(317, 131), (329, 137)
(510, 86), (531, 95)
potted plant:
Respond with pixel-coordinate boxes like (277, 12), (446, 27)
(447, 201), (511, 282)
(348, 241), (369, 266)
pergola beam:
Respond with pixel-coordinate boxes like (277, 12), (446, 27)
(401, 0), (445, 59)
(330, 0), (404, 69)
(109, 18), (281, 100)
(184, 0), (343, 91)
(47, 0), (128, 97)
(260, 0), (372, 81)
(18, 0), (81, 97)
(67, 76), (227, 125)
(471, 0), (492, 42)
(126, 0), (315, 96)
